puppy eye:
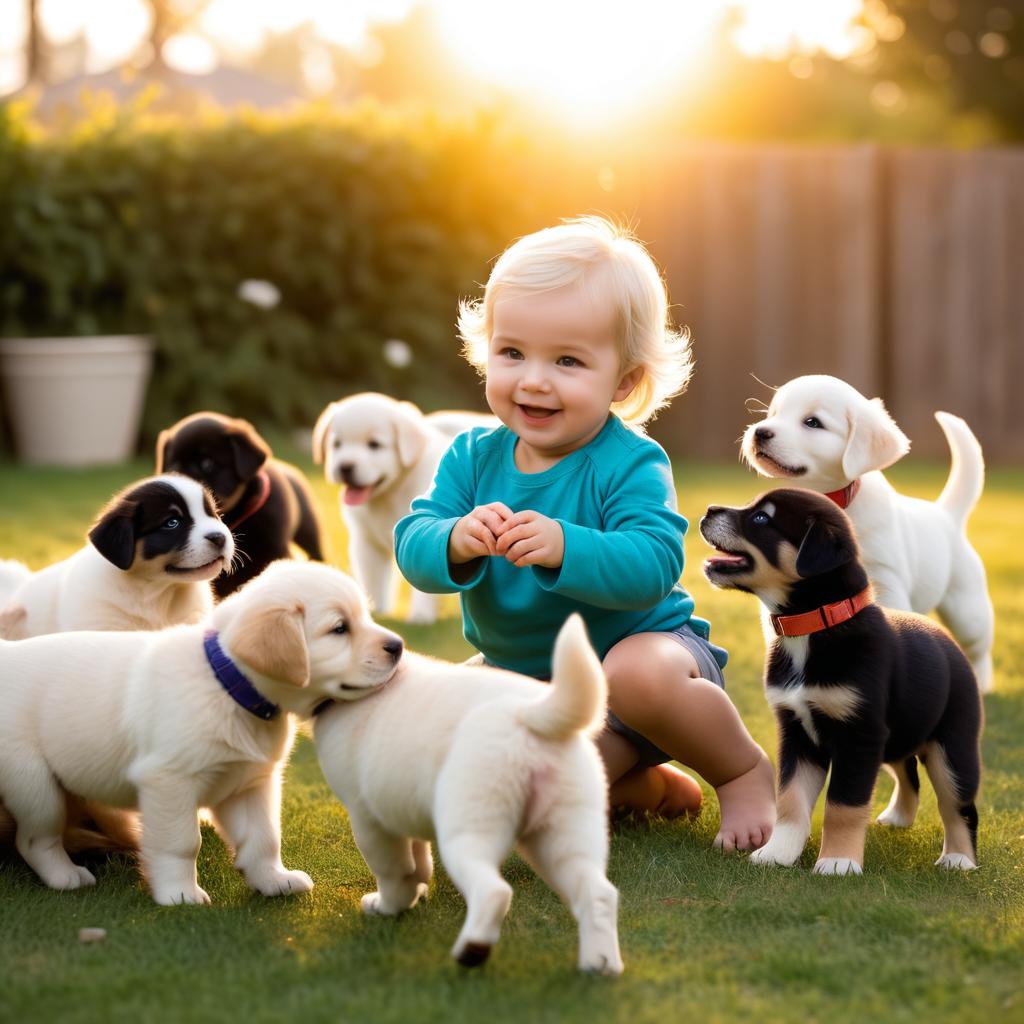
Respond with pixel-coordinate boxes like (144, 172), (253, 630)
(162, 517), (181, 530)
(367, 440), (382, 451)
(752, 511), (771, 525)
(331, 622), (348, 635)
(200, 457), (217, 473)
(803, 416), (824, 429)
(332, 438), (342, 449)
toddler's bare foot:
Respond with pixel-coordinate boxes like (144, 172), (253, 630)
(713, 749), (776, 852)
(609, 764), (703, 819)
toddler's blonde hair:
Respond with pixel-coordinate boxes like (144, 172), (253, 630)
(457, 215), (692, 426)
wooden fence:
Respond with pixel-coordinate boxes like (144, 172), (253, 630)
(615, 145), (1024, 463)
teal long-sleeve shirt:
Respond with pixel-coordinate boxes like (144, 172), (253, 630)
(394, 414), (717, 679)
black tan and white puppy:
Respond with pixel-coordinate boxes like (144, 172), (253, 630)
(0, 560), (402, 904)
(314, 614), (623, 974)
(700, 488), (982, 875)
(157, 411), (325, 599)
(742, 374), (994, 692)
(312, 393), (496, 623)
(0, 474), (233, 640)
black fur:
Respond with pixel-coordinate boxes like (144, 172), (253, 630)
(701, 487), (982, 863)
(156, 412), (324, 598)
(89, 478), (216, 571)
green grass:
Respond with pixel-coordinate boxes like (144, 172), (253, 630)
(1, 452), (1022, 1024)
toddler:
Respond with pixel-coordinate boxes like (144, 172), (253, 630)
(395, 217), (775, 851)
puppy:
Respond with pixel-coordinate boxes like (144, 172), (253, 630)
(314, 614), (623, 974)
(0, 474), (233, 640)
(700, 488), (982, 875)
(312, 393), (496, 623)
(742, 375), (994, 692)
(0, 560), (402, 904)
(158, 412), (325, 598)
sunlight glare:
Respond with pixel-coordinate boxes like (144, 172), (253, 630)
(732, 0), (870, 60)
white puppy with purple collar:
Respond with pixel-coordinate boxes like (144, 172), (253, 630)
(742, 374), (994, 692)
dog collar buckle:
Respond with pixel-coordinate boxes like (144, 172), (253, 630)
(770, 587), (873, 637)
(203, 630), (280, 720)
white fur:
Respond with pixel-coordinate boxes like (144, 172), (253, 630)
(0, 560), (399, 904)
(0, 475), (232, 640)
(312, 393), (497, 623)
(313, 614), (624, 975)
(813, 858), (862, 876)
(743, 375), (994, 691)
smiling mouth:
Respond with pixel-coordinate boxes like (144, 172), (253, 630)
(754, 449), (806, 478)
(518, 404), (558, 421)
(166, 556), (225, 576)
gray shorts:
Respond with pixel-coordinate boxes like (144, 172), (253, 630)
(474, 621), (727, 768)
(607, 622), (728, 767)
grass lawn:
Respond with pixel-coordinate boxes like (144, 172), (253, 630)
(0, 451), (1021, 1024)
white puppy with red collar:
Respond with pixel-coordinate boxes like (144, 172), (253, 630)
(742, 375), (994, 692)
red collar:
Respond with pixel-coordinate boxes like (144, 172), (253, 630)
(824, 478), (860, 509)
(769, 586), (873, 638)
(225, 470), (272, 530)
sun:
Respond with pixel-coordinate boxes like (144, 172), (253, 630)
(431, 0), (724, 126)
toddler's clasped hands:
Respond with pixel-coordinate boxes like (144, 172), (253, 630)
(449, 503), (564, 569)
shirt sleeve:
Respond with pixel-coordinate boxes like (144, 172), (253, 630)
(394, 430), (487, 594)
(531, 441), (686, 610)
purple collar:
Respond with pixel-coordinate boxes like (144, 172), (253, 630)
(203, 630), (280, 721)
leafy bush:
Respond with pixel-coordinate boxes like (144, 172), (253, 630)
(0, 99), (567, 442)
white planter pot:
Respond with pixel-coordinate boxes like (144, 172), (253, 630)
(0, 335), (154, 466)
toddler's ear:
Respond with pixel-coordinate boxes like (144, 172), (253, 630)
(614, 367), (643, 403)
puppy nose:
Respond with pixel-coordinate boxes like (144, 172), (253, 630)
(339, 463), (356, 483)
(704, 505), (725, 517)
(755, 427), (774, 443)
(206, 532), (227, 549)
(383, 637), (403, 661)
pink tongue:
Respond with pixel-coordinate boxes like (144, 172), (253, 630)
(344, 486), (373, 506)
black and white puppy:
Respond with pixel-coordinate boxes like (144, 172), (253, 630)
(0, 474), (233, 640)
(700, 488), (982, 875)
(157, 412), (324, 599)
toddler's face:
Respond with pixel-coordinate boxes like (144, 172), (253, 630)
(486, 284), (639, 470)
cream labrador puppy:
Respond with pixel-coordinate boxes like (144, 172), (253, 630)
(314, 614), (624, 975)
(0, 474), (233, 640)
(312, 393), (496, 623)
(0, 560), (402, 904)
(742, 375), (994, 692)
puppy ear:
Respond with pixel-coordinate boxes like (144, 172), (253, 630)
(795, 516), (857, 578)
(88, 499), (138, 570)
(155, 428), (173, 473)
(311, 403), (338, 466)
(229, 602), (309, 687)
(842, 397), (910, 480)
(227, 420), (270, 480)
(394, 402), (429, 467)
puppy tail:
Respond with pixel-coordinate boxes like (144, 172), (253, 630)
(935, 412), (985, 530)
(519, 614), (606, 741)
(0, 559), (31, 603)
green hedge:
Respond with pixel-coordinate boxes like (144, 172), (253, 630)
(0, 100), (568, 443)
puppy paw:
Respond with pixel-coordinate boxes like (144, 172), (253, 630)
(360, 892), (397, 916)
(579, 951), (625, 976)
(153, 884), (212, 906)
(453, 940), (492, 968)
(748, 823), (806, 867)
(252, 868), (314, 897)
(876, 807), (914, 828)
(45, 864), (97, 890)
(813, 857), (863, 876)
(935, 853), (977, 871)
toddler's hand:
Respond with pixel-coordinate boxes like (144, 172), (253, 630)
(495, 511), (564, 569)
(448, 502), (513, 564)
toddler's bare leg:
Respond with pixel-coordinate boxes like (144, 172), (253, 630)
(603, 633), (775, 851)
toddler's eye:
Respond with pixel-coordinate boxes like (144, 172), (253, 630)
(500, 347), (523, 360)
(751, 511), (770, 525)
(556, 355), (580, 368)
(803, 416), (824, 429)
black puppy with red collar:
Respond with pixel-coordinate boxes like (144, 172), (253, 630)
(700, 487), (981, 875)
(157, 412), (324, 598)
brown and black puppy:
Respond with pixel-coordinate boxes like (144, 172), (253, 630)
(699, 487), (982, 875)
(157, 412), (324, 598)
